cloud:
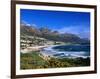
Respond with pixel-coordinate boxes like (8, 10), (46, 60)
(31, 24), (37, 27)
(21, 20), (37, 27)
(55, 25), (90, 39)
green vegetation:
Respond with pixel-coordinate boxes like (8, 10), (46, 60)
(20, 51), (47, 69)
(21, 52), (90, 69)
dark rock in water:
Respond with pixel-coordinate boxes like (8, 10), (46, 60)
(53, 53), (65, 56)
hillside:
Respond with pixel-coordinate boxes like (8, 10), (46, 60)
(20, 24), (90, 45)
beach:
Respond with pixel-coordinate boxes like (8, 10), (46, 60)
(21, 45), (60, 53)
(21, 45), (49, 53)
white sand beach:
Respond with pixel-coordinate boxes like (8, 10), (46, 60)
(21, 45), (59, 53)
(21, 45), (51, 53)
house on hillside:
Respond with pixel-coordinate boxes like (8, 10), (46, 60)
(20, 35), (55, 49)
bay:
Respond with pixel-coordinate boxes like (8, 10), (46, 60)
(41, 45), (90, 58)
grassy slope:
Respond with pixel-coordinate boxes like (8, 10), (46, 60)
(20, 51), (90, 69)
(20, 51), (47, 69)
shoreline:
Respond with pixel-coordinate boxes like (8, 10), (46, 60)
(21, 45), (90, 59)
(21, 45), (59, 53)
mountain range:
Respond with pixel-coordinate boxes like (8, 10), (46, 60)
(20, 24), (90, 45)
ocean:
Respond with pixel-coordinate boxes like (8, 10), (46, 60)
(41, 45), (90, 58)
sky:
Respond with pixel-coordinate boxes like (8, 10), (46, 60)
(20, 9), (90, 39)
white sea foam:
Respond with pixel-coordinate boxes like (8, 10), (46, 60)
(41, 45), (90, 58)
